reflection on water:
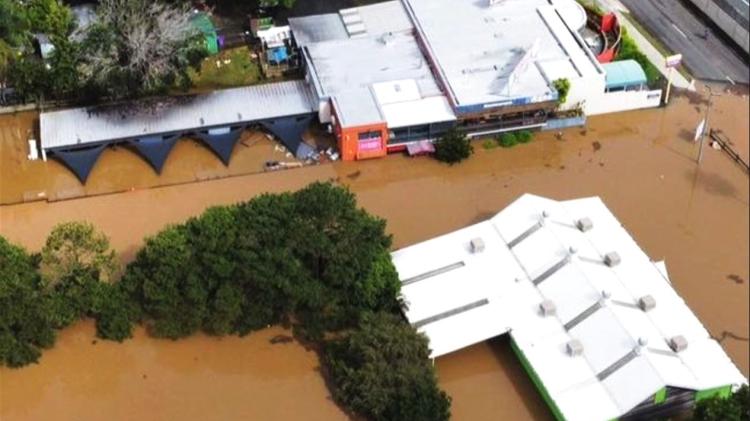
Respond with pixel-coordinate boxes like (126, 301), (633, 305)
(1, 88), (748, 420)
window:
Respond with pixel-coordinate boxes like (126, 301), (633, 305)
(358, 131), (382, 141)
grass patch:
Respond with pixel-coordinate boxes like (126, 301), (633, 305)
(188, 47), (262, 90)
(482, 139), (498, 150)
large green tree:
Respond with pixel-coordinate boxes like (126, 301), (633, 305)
(0, 236), (57, 368)
(325, 312), (451, 421)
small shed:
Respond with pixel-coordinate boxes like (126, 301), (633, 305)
(190, 12), (219, 55)
(602, 60), (647, 92)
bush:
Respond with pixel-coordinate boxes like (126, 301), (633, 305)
(617, 31), (662, 86)
(325, 312), (451, 421)
(498, 132), (518, 148)
(434, 128), (473, 165)
(482, 139), (497, 150)
(552, 78), (571, 104)
(516, 130), (534, 144)
(692, 385), (749, 421)
(0, 236), (57, 368)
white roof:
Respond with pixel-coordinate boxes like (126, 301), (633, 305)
(393, 194), (747, 421)
(402, 0), (603, 111)
(40, 81), (317, 150)
(301, 18), (454, 129)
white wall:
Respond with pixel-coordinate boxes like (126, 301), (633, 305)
(584, 89), (663, 115)
(559, 72), (607, 112)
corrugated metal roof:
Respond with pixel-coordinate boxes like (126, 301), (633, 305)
(392, 193), (747, 421)
(603, 60), (648, 89)
(40, 81), (317, 150)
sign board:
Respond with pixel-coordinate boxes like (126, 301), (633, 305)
(694, 118), (705, 142)
(665, 54), (682, 68)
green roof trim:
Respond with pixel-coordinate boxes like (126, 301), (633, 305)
(695, 385), (732, 402)
(602, 60), (647, 90)
(191, 12), (219, 55)
(511, 337), (567, 421)
(654, 387), (667, 404)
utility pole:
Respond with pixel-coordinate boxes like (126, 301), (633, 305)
(697, 85), (721, 164)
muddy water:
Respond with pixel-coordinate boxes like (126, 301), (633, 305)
(1, 88), (748, 421)
(0, 321), (348, 421)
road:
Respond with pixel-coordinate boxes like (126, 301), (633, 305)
(620, 0), (749, 84)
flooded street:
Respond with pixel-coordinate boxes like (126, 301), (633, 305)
(1, 87), (748, 420)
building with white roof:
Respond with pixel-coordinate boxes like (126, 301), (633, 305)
(289, 0), (658, 161)
(392, 194), (746, 421)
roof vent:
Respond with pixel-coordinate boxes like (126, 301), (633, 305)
(568, 246), (577, 255)
(604, 252), (621, 267)
(638, 295), (656, 312)
(539, 300), (556, 317)
(669, 335), (688, 353)
(601, 289), (612, 300)
(638, 337), (649, 347)
(470, 237), (485, 254)
(542, 210), (550, 218)
(566, 339), (584, 356)
(576, 217), (593, 232)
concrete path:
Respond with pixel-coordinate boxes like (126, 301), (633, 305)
(594, 0), (695, 91)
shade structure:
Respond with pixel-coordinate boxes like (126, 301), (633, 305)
(53, 144), (107, 183)
(128, 135), (179, 174)
(195, 128), (244, 165)
(260, 115), (315, 159)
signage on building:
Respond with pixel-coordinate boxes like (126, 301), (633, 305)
(665, 54), (682, 68)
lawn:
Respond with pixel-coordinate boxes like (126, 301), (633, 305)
(188, 47), (262, 91)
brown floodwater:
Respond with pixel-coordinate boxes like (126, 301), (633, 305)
(1, 86), (748, 421)
(0, 321), (348, 421)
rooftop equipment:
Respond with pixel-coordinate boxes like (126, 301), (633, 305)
(470, 237), (486, 253)
(576, 217), (594, 232)
(567, 339), (584, 356)
(604, 251), (621, 267)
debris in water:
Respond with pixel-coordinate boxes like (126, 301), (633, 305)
(347, 170), (362, 180)
(727, 274), (745, 284)
(270, 335), (294, 345)
(592, 141), (602, 152)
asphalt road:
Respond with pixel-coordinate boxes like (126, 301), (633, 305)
(620, 0), (749, 84)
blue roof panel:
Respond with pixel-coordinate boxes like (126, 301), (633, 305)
(602, 60), (647, 89)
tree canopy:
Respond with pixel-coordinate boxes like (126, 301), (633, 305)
(325, 312), (451, 421)
(119, 182), (401, 340)
(0, 237), (56, 367)
(434, 128), (473, 165)
(692, 385), (749, 421)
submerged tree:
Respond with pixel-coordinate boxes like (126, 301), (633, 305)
(325, 312), (451, 421)
(0, 237), (57, 368)
(434, 128), (473, 165)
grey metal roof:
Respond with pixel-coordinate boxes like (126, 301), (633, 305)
(40, 80), (317, 150)
(289, 14), (348, 46)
